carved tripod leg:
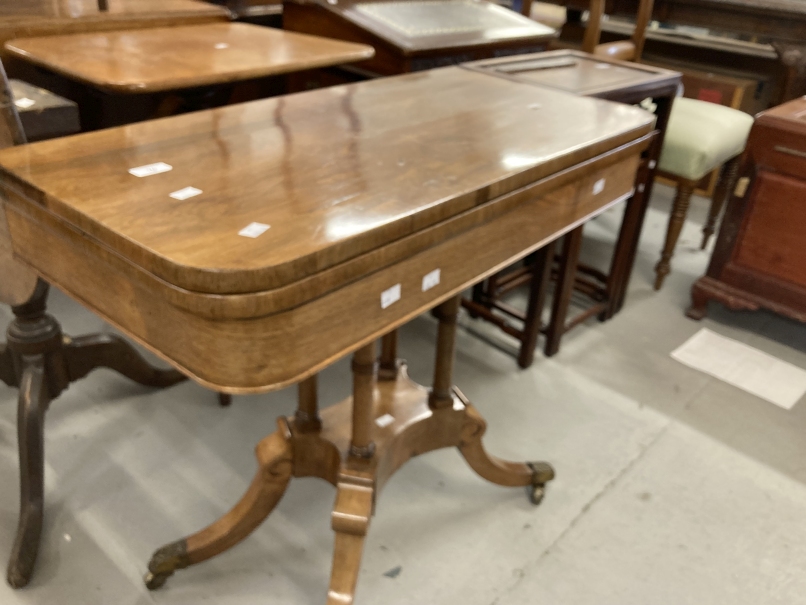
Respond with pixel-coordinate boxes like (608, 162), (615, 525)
(64, 333), (186, 387)
(429, 296), (554, 504)
(327, 481), (373, 605)
(457, 400), (554, 505)
(145, 427), (293, 589)
(6, 357), (50, 588)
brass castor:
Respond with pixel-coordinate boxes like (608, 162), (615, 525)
(144, 570), (172, 590)
(527, 461), (555, 505)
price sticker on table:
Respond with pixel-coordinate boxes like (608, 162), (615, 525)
(129, 162), (172, 178)
(238, 222), (270, 238)
(422, 268), (441, 292)
(381, 284), (401, 309)
(375, 414), (395, 428)
(169, 187), (202, 200)
(593, 178), (606, 195)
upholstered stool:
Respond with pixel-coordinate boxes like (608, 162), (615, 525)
(654, 97), (754, 289)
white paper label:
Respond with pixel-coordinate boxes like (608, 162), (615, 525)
(375, 414), (395, 428)
(595, 63), (611, 69)
(169, 186), (202, 200)
(593, 178), (605, 195)
(129, 162), (172, 177)
(238, 222), (270, 238)
(14, 97), (35, 109)
(422, 268), (441, 292)
(214, 42), (229, 49)
(649, 160), (657, 169)
(380, 284), (401, 309)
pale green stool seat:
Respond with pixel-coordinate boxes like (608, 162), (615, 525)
(653, 97), (754, 290)
(659, 97), (754, 180)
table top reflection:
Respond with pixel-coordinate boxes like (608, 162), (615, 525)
(6, 22), (375, 93)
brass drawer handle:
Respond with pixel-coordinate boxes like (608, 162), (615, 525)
(774, 145), (806, 159)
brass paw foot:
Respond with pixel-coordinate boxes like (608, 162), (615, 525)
(144, 540), (189, 590)
(527, 461), (555, 506)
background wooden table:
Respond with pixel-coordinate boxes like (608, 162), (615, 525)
(5, 22), (374, 128)
(282, 0), (557, 88)
(6, 23), (375, 94)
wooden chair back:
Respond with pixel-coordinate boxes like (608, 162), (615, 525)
(0, 60), (39, 306)
(582, 0), (654, 61)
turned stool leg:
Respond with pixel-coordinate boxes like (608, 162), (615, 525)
(701, 157), (740, 250)
(654, 179), (696, 290)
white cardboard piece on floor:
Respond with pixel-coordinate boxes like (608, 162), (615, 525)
(671, 328), (806, 410)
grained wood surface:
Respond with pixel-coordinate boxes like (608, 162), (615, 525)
(0, 0), (228, 48)
(5, 23), (375, 94)
(0, 68), (653, 298)
(734, 171), (806, 288)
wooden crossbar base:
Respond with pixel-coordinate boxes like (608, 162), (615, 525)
(144, 366), (554, 604)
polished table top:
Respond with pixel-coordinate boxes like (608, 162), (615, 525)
(5, 23), (375, 93)
(0, 67), (653, 296)
(0, 67), (653, 389)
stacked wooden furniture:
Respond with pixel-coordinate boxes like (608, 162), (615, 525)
(462, 50), (680, 364)
(282, 0), (556, 84)
(4, 23), (374, 129)
(688, 97), (806, 323)
(539, 0), (806, 103)
(0, 67), (654, 602)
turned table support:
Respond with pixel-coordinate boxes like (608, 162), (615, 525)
(1, 281), (185, 588)
(144, 295), (554, 604)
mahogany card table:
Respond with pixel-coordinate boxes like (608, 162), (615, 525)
(0, 67), (653, 603)
(462, 50), (680, 363)
(5, 22), (375, 129)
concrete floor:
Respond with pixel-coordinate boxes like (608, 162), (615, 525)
(2, 183), (806, 605)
